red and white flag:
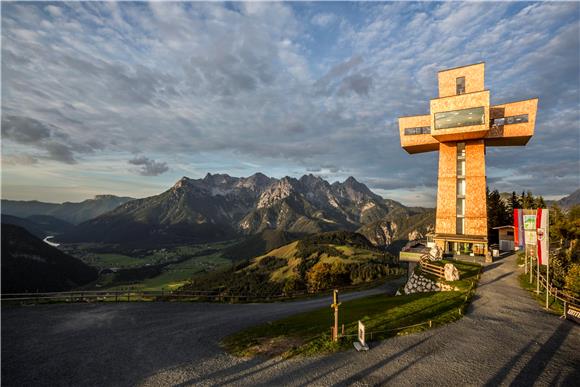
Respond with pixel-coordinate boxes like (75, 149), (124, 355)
(536, 208), (549, 266)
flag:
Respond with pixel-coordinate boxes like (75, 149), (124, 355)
(536, 208), (549, 266)
(514, 209), (524, 247)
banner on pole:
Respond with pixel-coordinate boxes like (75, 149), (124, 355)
(525, 231), (537, 246)
(536, 208), (549, 266)
(523, 215), (537, 231)
(522, 212), (537, 246)
(514, 209), (524, 248)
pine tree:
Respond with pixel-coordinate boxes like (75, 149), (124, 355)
(507, 191), (520, 223)
(487, 188), (509, 243)
(535, 195), (546, 209)
(522, 190), (535, 209)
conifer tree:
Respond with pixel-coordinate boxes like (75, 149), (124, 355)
(507, 191), (520, 223)
(487, 188), (509, 243)
(522, 190), (535, 209)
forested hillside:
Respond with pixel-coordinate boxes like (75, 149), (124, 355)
(181, 231), (402, 297)
(1, 224), (98, 293)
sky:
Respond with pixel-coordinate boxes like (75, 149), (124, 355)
(2, 1), (579, 206)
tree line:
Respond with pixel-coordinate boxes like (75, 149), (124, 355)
(487, 189), (547, 234)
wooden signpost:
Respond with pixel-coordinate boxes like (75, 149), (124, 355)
(564, 304), (580, 325)
(330, 289), (341, 342)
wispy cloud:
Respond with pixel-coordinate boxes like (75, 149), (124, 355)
(1, 2), (578, 205)
(128, 156), (169, 176)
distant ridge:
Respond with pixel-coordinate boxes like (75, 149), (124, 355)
(557, 188), (580, 209)
(1, 195), (135, 224)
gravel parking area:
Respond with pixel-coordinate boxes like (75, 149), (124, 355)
(2, 254), (579, 386)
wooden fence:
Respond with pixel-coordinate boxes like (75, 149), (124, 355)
(0, 289), (320, 304)
(418, 257), (446, 279)
(0, 274), (403, 305)
(536, 272), (580, 312)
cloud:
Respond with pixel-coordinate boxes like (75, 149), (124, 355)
(1, 2), (578, 205)
(1, 115), (100, 164)
(2, 154), (38, 166)
(338, 73), (373, 96)
(128, 156), (169, 176)
(2, 115), (51, 143)
(311, 13), (337, 27)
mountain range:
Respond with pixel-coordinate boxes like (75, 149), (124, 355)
(58, 173), (433, 246)
(1, 195), (134, 224)
(556, 188), (580, 209)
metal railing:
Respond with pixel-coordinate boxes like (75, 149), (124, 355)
(536, 272), (580, 310)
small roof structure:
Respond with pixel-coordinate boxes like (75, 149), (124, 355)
(492, 225), (515, 230)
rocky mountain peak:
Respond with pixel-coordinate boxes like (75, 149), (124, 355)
(343, 176), (368, 191)
(238, 173), (273, 190)
(257, 177), (296, 209)
(172, 176), (191, 190)
(299, 174), (327, 188)
(203, 173), (234, 185)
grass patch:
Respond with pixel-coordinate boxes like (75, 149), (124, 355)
(90, 253), (146, 268)
(222, 260), (481, 358)
(518, 272), (565, 315)
(102, 252), (231, 291)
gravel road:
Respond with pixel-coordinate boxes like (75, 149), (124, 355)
(2, 254), (579, 386)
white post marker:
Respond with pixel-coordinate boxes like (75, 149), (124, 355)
(353, 320), (369, 351)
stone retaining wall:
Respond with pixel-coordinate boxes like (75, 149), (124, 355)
(397, 272), (458, 295)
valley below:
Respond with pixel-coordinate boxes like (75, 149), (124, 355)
(1, 173), (435, 296)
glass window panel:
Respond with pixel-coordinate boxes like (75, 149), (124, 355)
(492, 117), (505, 126)
(457, 159), (465, 176)
(505, 114), (528, 125)
(435, 107), (485, 130)
(456, 198), (464, 216)
(456, 77), (465, 95)
(456, 217), (464, 235)
(404, 126), (431, 136)
(457, 179), (465, 196)
(457, 142), (466, 157)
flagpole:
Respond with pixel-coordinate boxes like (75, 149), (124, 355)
(529, 252), (533, 283)
(545, 257), (550, 309)
(536, 251), (540, 294)
(524, 245), (528, 274)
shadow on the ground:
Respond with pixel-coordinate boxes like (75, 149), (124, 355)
(334, 337), (431, 386)
(485, 320), (575, 386)
(483, 260), (504, 272)
(478, 271), (512, 287)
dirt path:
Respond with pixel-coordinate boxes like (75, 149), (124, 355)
(2, 255), (579, 386)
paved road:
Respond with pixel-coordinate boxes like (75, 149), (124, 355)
(1, 279), (402, 386)
(2, 255), (579, 386)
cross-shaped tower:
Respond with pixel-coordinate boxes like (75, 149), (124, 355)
(398, 63), (538, 256)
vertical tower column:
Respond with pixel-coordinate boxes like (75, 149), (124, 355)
(435, 142), (457, 236)
(434, 140), (488, 253)
(464, 140), (487, 237)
